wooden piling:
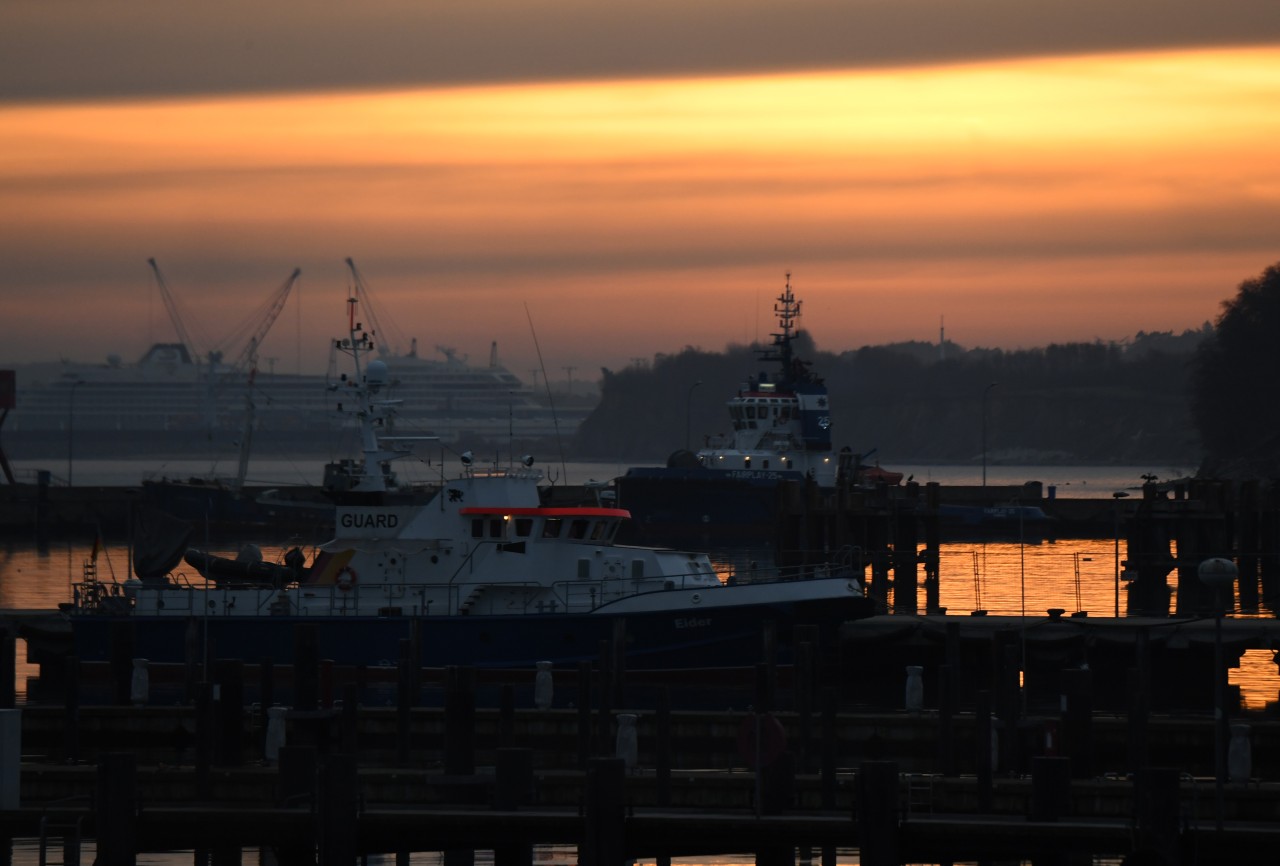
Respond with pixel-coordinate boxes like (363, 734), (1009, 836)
(444, 666), (476, 776)
(258, 658), (275, 761)
(493, 747), (534, 810)
(610, 618), (626, 709)
(215, 660), (244, 767)
(277, 745), (317, 807)
(194, 682), (213, 799)
(580, 757), (626, 866)
(500, 684), (515, 748)
(0, 629), (13, 711)
(577, 661), (593, 769)
(655, 687), (671, 808)
(396, 640), (413, 765)
(854, 761), (899, 866)
(1133, 767), (1183, 866)
(339, 683), (359, 757)
(109, 622), (133, 707)
(1127, 667), (1150, 774)
(293, 625), (319, 712)
(893, 498), (918, 615)
(95, 753), (137, 866)
(317, 754), (358, 866)
(937, 663), (955, 776)
(597, 642), (613, 757)
(62, 654), (79, 764)
(1029, 756), (1072, 821)
(759, 750), (795, 816)
(1061, 667), (1093, 780)
(975, 689), (993, 811)
(820, 689), (837, 810)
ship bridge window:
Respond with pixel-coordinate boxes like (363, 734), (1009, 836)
(490, 518), (505, 538)
(514, 518), (533, 537)
(590, 521), (607, 541)
(569, 518), (589, 540)
(470, 519), (484, 539)
(542, 517), (563, 538)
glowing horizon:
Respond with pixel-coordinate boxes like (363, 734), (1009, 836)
(2, 45), (1278, 377)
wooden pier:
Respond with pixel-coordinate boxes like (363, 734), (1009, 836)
(4, 702), (1280, 865)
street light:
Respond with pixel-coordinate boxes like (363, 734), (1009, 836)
(67, 378), (85, 486)
(1199, 556), (1237, 832)
(1112, 491), (1130, 617)
(685, 380), (702, 451)
(981, 382), (998, 486)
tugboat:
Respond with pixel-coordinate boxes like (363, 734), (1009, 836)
(57, 292), (871, 675)
(615, 275), (900, 550)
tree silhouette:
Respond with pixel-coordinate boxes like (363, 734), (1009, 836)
(1191, 263), (1280, 477)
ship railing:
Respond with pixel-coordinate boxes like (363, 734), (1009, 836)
(716, 557), (866, 587)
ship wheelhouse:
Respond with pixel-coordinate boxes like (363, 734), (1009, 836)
(459, 506), (630, 545)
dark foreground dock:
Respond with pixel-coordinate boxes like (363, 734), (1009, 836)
(4, 694), (1280, 865)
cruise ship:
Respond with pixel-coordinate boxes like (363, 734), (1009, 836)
(2, 259), (595, 467)
(4, 335), (585, 463)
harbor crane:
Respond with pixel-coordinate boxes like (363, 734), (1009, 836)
(146, 259), (301, 382)
(147, 257), (208, 367)
(147, 259), (302, 473)
(217, 267), (302, 383)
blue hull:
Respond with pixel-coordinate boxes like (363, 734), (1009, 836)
(70, 594), (873, 672)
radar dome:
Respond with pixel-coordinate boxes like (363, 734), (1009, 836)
(366, 359), (390, 389)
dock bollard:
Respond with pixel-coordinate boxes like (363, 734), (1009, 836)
(534, 660), (553, 710)
(615, 713), (638, 772)
(0, 709), (19, 809)
(905, 665), (923, 714)
(130, 658), (149, 707)
(1229, 723), (1252, 782)
(265, 706), (287, 764)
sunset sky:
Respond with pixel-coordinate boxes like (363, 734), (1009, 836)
(3, 0), (1279, 382)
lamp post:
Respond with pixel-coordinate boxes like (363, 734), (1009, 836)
(67, 379), (85, 486)
(981, 382), (998, 486)
(685, 380), (702, 451)
(1112, 491), (1129, 617)
(1199, 556), (1237, 832)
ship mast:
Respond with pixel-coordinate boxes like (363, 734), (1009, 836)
(759, 272), (815, 388)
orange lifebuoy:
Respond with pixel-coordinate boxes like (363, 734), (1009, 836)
(336, 566), (357, 592)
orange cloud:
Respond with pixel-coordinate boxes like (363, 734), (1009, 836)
(1, 47), (1278, 374)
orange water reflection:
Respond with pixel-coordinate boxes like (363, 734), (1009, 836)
(5, 540), (1278, 710)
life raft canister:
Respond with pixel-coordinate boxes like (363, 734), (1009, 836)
(336, 566), (357, 592)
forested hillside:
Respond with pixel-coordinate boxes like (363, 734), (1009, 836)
(572, 328), (1209, 467)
